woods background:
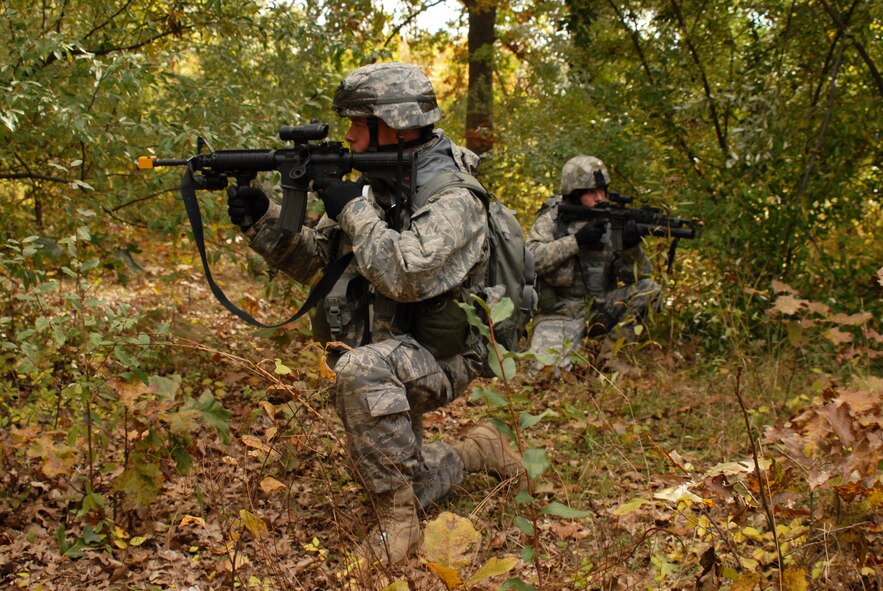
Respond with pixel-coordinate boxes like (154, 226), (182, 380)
(0, 0), (880, 590)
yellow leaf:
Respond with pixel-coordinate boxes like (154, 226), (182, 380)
(382, 581), (411, 591)
(260, 477), (287, 494)
(274, 358), (292, 375)
(179, 515), (205, 527)
(731, 573), (762, 591)
(423, 512), (480, 569)
(129, 536), (147, 547)
(466, 556), (517, 586)
(259, 400), (276, 420)
(740, 526), (763, 540)
(240, 509), (268, 540)
(612, 497), (649, 516)
(426, 561), (463, 590)
(319, 355), (337, 383)
(242, 434), (272, 452)
(782, 567), (808, 591)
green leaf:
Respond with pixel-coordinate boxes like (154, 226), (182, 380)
(515, 490), (534, 505)
(457, 301), (491, 338)
(522, 448), (549, 479)
(501, 578), (538, 591)
(519, 409), (557, 429)
(183, 391), (232, 443)
(112, 457), (163, 508)
(513, 516), (534, 536)
(488, 345), (516, 380)
(469, 385), (509, 408)
(540, 501), (591, 518)
(489, 297), (514, 324)
(465, 556), (517, 586)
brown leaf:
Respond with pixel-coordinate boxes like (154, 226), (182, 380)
(821, 402), (856, 446)
(836, 388), (881, 415)
(770, 295), (808, 316)
(260, 477), (287, 494)
(827, 311), (873, 326)
(771, 280), (798, 294)
(823, 327), (853, 345)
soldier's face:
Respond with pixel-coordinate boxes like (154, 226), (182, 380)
(344, 117), (406, 153)
(579, 188), (607, 208)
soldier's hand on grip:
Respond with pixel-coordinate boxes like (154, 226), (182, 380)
(574, 220), (606, 250)
(227, 186), (269, 232)
(313, 178), (363, 221)
(622, 220), (642, 249)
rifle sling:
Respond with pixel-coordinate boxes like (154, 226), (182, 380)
(180, 164), (353, 329)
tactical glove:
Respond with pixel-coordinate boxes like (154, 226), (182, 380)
(574, 220), (606, 250)
(622, 220), (642, 249)
(227, 186), (269, 232)
(313, 178), (364, 221)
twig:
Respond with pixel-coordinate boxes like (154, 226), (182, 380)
(733, 366), (784, 586)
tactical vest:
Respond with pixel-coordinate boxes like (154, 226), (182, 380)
(310, 182), (485, 361)
(549, 196), (618, 302)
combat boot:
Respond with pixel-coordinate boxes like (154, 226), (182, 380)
(354, 482), (421, 567)
(452, 423), (526, 487)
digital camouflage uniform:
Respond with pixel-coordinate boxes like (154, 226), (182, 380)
(244, 64), (490, 510)
(527, 156), (662, 371)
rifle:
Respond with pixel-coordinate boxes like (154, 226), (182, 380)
(557, 192), (702, 272)
(136, 122), (417, 328)
(137, 121), (416, 233)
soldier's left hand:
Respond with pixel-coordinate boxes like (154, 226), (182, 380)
(313, 178), (364, 221)
(622, 220), (643, 249)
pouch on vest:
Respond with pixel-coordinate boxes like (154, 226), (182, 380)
(323, 272), (369, 348)
(411, 292), (469, 359)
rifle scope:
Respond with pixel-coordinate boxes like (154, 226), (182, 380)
(279, 122), (329, 143)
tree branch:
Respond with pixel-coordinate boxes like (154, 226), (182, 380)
(382, 0), (451, 48)
(606, 0), (705, 180)
(816, 0), (883, 96)
(669, 0), (729, 158)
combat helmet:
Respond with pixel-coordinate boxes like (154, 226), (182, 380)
(333, 62), (442, 131)
(560, 155), (610, 196)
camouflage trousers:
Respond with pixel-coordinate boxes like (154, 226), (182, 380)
(333, 335), (471, 508)
(527, 278), (662, 371)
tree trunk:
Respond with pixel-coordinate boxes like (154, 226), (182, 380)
(464, 0), (497, 155)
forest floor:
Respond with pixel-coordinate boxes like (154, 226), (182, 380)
(1, 237), (880, 591)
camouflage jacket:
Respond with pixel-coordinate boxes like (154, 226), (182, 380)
(245, 130), (489, 353)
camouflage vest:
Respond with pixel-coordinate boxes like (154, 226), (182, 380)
(548, 196), (617, 301)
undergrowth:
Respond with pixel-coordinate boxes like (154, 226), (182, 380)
(1, 233), (880, 590)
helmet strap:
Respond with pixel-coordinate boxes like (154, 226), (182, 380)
(594, 169), (606, 188)
(367, 117), (380, 152)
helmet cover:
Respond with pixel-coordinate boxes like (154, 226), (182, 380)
(333, 62), (442, 130)
(559, 155), (610, 195)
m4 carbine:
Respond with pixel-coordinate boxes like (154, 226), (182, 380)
(135, 122), (417, 328)
(557, 192), (702, 271)
(136, 122), (416, 234)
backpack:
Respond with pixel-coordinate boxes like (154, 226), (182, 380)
(416, 172), (537, 352)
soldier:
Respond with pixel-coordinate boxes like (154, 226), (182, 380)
(526, 155), (662, 376)
(225, 62), (523, 566)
